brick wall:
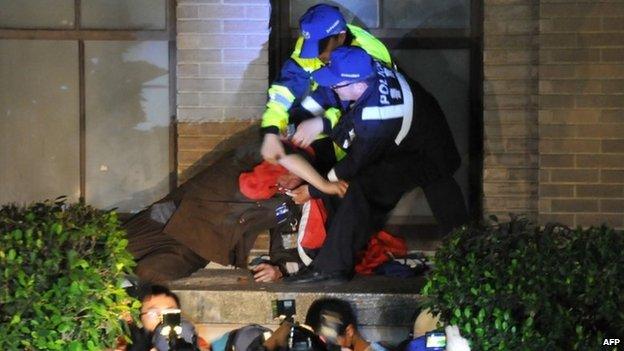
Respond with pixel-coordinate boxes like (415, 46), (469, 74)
(539, 1), (624, 227)
(176, 0), (270, 181)
(483, 0), (540, 221)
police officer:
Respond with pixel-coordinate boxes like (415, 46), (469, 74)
(285, 46), (469, 283)
(260, 4), (394, 166)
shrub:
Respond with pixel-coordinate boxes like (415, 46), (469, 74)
(421, 216), (624, 350)
(0, 198), (138, 350)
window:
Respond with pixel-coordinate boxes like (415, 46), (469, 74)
(0, 0), (176, 213)
(270, 0), (483, 223)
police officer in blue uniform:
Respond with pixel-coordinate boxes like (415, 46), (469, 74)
(286, 46), (469, 283)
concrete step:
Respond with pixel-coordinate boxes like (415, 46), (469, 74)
(170, 269), (425, 345)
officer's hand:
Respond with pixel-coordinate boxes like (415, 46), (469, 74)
(292, 117), (323, 148)
(261, 133), (286, 164)
(322, 180), (349, 198)
(290, 185), (311, 205)
(252, 263), (283, 282)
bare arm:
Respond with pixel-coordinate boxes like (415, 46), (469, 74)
(278, 154), (348, 197)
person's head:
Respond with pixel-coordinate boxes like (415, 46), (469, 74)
(299, 4), (347, 62)
(305, 298), (359, 348)
(312, 46), (374, 102)
(139, 284), (181, 332)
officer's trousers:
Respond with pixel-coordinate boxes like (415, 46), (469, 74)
(312, 152), (469, 274)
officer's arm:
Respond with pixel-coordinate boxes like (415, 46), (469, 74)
(261, 59), (311, 135)
(298, 91), (343, 145)
(328, 137), (388, 181)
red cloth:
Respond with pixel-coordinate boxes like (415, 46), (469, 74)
(355, 230), (407, 275)
(238, 161), (288, 200)
(299, 198), (328, 249)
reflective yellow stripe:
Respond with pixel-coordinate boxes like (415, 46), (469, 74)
(333, 142), (347, 161)
(324, 107), (341, 129)
(347, 24), (393, 68)
(261, 101), (289, 133)
(268, 85), (296, 110)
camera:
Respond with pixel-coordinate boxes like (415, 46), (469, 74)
(425, 331), (446, 350)
(152, 309), (199, 351)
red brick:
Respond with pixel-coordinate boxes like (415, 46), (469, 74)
(539, 80), (601, 94)
(178, 135), (225, 150)
(543, 49), (601, 63)
(601, 49), (624, 62)
(602, 80), (624, 94)
(177, 5), (199, 18)
(484, 94), (537, 110)
(540, 139), (602, 155)
(484, 154), (539, 168)
(576, 184), (624, 198)
(602, 139), (624, 153)
(485, 4), (536, 19)
(485, 123), (537, 137)
(578, 33), (624, 48)
(541, 154), (576, 168)
(551, 199), (599, 212)
(540, 95), (576, 109)
(577, 154), (624, 168)
(483, 182), (538, 196)
(576, 124), (624, 138)
(484, 65), (536, 79)
(539, 125), (578, 138)
(178, 20), (222, 33)
(201, 92), (266, 106)
(575, 214), (624, 228)
(223, 49), (268, 63)
(194, 34), (247, 48)
(484, 110), (537, 124)
(601, 199), (624, 212)
(178, 93), (200, 106)
(199, 63), (267, 78)
(539, 110), (600, 124)
(600, 110), (624, 123)
(177, 107), (223, 121)
(540, 33), (577, 48)
(576, 64), (624, 79)
(177, 78), (222, 92)
(576, 95), (624, 108)
(177, 120), (256, 136)
(197, 4), (245, 18)
(485, 80), (536, 94)
(178, 49), (221, 63)
(224, 107), (264, 119)
(549, 168), (599, 183)
(539, 65), (576, 79)
(540, 184), (575, 197)
(223, 78), (267, 91)
(602, 18), (624, 31)
(177, 63), (199, 76)
(223, 20), (269, 32)
(601, 169), (624, 183)
(541, 18), (602, 32)
(485, 34), (537, 48)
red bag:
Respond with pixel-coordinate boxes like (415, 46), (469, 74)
(355, 231), (407, 275)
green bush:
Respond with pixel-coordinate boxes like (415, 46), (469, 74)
(421, 216), (624, 350)
(0, 198), (138, 350)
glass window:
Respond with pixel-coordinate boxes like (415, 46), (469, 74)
(85, 41), (170, 212)
(81, 0), (167, 30)
(290, 0), (380, 29)
(0, 40), (80, 205)
(383, 0), (470, 29)
(389, 49), (471, 219)
(0, 0), (74, 29)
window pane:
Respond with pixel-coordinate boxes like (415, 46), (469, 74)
(383, 0), (470, 29)
(389, 49), (470, 222)
(85, 41), (170, 212)
(0, 0), (74, 29)
(290, 0), (379, 29)
(0, 40), (79, 205)
(81, 0), (166, 30)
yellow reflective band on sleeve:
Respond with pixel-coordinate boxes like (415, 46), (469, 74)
(347, 24), (393, 68)
(324, 107), (341, 129)
(333, 142), (347, 161)
(261, 101), (289, 133)
(268, 85), (296, 111)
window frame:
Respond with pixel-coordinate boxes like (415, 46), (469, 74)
(269, 0), (484, 222)
(0, 0), (178, 205)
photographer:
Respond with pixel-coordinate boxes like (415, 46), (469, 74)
(304, 298), (388, 351)
(120, 285), (207, 351)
